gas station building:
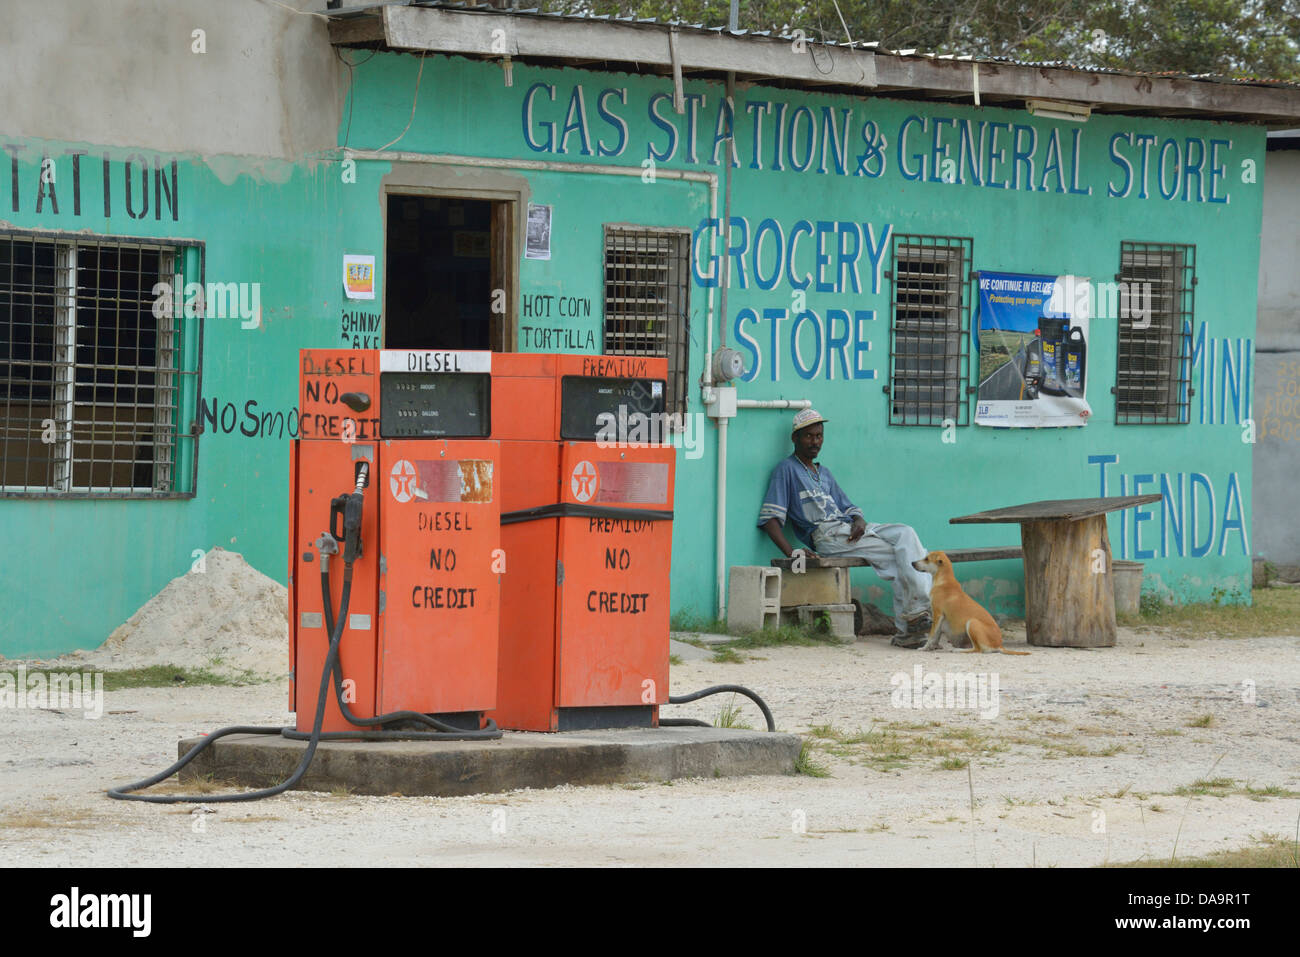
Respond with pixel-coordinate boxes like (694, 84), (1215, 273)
(3, 0), (1298, 658)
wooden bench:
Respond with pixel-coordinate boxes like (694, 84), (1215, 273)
(769, 546), (1023, 571)
(768, 547), (1022, 608)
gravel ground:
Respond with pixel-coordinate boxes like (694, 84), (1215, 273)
(2, 622), (1298, 867)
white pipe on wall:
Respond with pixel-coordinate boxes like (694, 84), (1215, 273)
(714, 396), (813, 620)
(736, 399), (812, 410)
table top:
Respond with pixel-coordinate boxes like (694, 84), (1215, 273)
(950, 494), (1163, 525)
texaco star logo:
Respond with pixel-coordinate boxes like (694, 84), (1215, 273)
(570, 460), (599, 503)
(390, 459), (417, 503)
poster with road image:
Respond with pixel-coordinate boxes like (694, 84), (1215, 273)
(974, 271), (1092, 428)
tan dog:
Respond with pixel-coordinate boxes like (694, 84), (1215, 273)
(911, 551), (1030, 655)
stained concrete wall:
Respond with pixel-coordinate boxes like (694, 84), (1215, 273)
(0, 0), (342, 159)
(1254, 146), (1300, 570)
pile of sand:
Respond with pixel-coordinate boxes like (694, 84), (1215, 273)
(45, 547), (289, 677)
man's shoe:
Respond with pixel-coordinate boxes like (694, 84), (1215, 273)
(889, 615), (932, 649)
(890, 631), (926, 649)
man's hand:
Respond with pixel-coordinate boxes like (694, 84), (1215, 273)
(847, 515), (868, 543)
(762, 518), (817, 559)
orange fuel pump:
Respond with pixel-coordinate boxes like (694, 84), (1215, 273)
(108, 351), (777, 806)
(491, 354), (675, 731)
(288, 348), (500, 734)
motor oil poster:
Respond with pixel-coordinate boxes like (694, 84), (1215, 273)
(975, 271), (1092, 428)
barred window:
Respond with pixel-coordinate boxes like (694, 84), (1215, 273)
(602, 225), (690, 415)
(0, 231), (201, 496)
(887, 235), (972, 426)
(1115, 242), (1194, 425)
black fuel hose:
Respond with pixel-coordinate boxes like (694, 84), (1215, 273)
(661, 684), (777, 732)
(108, 468), (499, 804)
(107, 564), (359, 803)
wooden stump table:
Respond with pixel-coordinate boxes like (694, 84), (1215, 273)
(949, 495), (1162, 648)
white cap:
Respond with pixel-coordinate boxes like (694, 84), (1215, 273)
(791, 408), (829, 435)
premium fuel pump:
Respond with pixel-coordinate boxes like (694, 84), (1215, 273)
(491, 354), (675, 731)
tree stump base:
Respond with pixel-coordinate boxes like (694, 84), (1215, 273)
(1020, 516), (1117, 647)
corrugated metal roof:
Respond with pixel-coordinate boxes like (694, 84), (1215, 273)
(385, 0), (1300, 91)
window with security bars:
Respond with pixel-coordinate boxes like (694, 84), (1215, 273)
(0, 231), (202, 496)
(887, 235), (972, 426)
(1115, 242), (1194, 424)
(602, 226), (690, 415)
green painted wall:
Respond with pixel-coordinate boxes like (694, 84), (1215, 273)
(0, 52), (1263, 656)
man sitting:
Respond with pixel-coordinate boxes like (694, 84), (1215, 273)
(757, 408), (933, 649)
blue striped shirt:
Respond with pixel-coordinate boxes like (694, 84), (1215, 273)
(757, 454), (863, 547)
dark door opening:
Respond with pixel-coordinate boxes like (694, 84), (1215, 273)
(385, 194), (511, 351)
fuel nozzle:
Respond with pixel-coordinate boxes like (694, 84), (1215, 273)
(330, 460), (371, 566)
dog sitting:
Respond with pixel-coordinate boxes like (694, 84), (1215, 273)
(910, 551), (1030, 655)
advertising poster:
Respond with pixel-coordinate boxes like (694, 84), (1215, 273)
(343, 254), (376, 300)
(525, 203), (552, 260)
(975, 271), (1092, 428)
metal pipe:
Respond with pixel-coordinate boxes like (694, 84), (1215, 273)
(736, 399), (813, 409)
(715, 415), (728, 619)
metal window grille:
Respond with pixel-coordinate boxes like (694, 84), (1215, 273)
(1115, 242), (1195, 425)
(887, 235), (972, 426)
(602, 225), (690, 415)
(0, 231), (202, 497)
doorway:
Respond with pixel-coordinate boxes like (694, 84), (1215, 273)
(384, 194), (513, 351)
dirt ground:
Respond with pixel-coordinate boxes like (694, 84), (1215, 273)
(2, 621), (1298, 867)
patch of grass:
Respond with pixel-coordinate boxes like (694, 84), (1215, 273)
(1244, 784), (1300, 799)
(1173, 776), (1237, 797)
(0, 808), (102, 829)
(1132, 586), (1300, 638)
(669, 612), (729, 633)
(668, 654), (683, 666)
(143, 775), (227, 795)
(794, 739), (831, 778)
(714, 696), (754, 730)
(1186, 713), (1217, 728)
(1153, 728), (1184, 737)
(725, 622), (840, 649)
(63, 665), (266, 691)
(804, 720), (1002, 773)
(940, 757), (969, 770)
(1111, 834), (1300, 868)
(710, 647), (745, 664)
(1168, 778), (1300, 801)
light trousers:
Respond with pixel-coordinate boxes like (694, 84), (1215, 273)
(811, 521), (932, 632)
